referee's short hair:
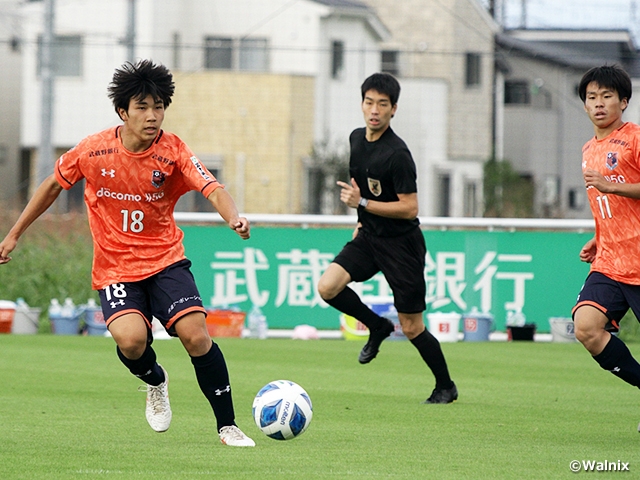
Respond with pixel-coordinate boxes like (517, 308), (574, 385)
(361, 73), (401, 105)
(578, 64), (632, 105)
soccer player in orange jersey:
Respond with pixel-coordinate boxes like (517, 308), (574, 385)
(573, 64), (640, 428)
(0, 60), (255, 446)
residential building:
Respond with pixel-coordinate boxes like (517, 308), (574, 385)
(362, 0), (499, 217)
(0, 0), (23, 209)
(15, 0), (391, 214)
(497, 28), (640, 218)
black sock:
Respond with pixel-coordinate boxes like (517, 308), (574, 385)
(410, 329), (454, 390)
(593, 334), (640, 388)
(191, 341), (236, 431)
(324, 287), (385, 330)
(116, 345), (165, 386)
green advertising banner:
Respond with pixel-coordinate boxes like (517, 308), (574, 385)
(182, 225), (593, 332)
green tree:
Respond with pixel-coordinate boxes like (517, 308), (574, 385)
(307, 140), (350, 215)
(483, 158), (534, 217)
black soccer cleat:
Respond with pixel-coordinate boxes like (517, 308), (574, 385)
(423, 383), (458, 404)
(358, 318), (395, 364)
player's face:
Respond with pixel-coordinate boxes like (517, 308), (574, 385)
(362, 89), (397, 140)
(583, 82), (627, 133)
(118, 94), (165, 151)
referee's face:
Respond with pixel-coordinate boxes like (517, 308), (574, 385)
(362, 89), (397, 141)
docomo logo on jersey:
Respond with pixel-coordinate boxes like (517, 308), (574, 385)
(190, 156), (211, 181)
(96, 187), (142, 202)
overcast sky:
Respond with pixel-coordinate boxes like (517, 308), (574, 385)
(480, 0), (640, 42)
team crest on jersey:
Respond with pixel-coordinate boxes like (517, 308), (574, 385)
(151, 170), (166, 188)
(606, 152), (618, 170)
(367, 178), (382, 197)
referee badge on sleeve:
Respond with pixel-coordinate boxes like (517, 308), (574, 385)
(367, 178), (382, 196)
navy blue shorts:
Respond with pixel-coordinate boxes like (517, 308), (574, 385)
(572, 271), (640, 331)
(332, 227), (426, 314)
(98, 259), (206, 338)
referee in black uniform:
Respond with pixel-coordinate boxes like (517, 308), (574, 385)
(317, 73), (457, 404)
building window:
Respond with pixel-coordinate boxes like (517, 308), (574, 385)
(37, 35), (83, 77)
(331, 40), (344, 79)
(465, 52), (481, 87)
(204, 37), (233, 70)
(19, 149), (31, 206)
(505, 80), (530, 105)
(239, 38), (268, 71)
(68, 179), (85, 211)
(437, 174), (451, 217)
(568, 188), (585, 210)
(204, 37), (268, 71)
(463, 181), (478, 217)
(306, 166), (324, 214)
(381, 50), (399, 76)
(193, 168), (220, 211)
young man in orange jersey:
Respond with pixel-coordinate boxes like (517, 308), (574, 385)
(0, 60), (255, 446)
(573, 64), (640, 428)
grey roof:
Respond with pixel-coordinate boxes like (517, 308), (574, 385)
(310, 0), (369, 9)
(310, 0), (389, 41)
(497, 29), (640, 77)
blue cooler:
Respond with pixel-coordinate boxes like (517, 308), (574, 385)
(85, 306), (107, 336)
(369, 300), (406, 341)
(51, 313), (82, 335)
(462, 310), (493, 342)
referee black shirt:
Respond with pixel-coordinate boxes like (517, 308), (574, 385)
(349, 126), (420, 237)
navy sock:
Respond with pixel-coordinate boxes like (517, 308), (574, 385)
(593, 334), (640, 388)
(191, 341), (236, 431)
(324, 287), (385, 330)
(410, 329), (454, 390)
(116, 345), (165, 386)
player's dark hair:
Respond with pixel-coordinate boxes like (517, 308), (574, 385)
(361, 72), (401, 105)
(578, 64), (632, 104)
(107, 59), (175, 118)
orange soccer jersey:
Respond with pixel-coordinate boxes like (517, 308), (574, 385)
(54, 126), (222, 289)
(582, 122), (640, 284)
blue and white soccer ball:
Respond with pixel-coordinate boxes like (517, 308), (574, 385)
(252, 380), (313, 440)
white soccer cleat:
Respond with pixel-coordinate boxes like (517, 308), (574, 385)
(219, 425), (256, 447)
(138, 366), (172, 433)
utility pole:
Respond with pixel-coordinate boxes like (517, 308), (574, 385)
(125, 0), (136, 62)
(37, 0), (54, 186)
(520, 0), (527, 29)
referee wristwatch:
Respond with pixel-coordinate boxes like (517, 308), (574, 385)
(358, 197), (369, 209)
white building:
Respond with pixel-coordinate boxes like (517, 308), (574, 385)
(16, 0), (452, 216)
(0, 0), (23, 209)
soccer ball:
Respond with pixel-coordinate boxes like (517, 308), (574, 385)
(252, 380), (313, 440)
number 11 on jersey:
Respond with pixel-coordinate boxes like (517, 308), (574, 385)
(596, 195), (612, 219)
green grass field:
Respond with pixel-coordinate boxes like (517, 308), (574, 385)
(1, 335), (638, 479)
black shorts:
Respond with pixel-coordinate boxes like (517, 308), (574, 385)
(333, 227), (426, 314)
(98, 259), (206, 338)
(572, 271), (640, 331)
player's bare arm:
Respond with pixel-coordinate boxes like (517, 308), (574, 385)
(337, 178), (418, 220)
(584, 168), (640, 198)
(207, 187), (250, 239)
(0, 175), (63, 264)
(579, 237), (597, 264)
